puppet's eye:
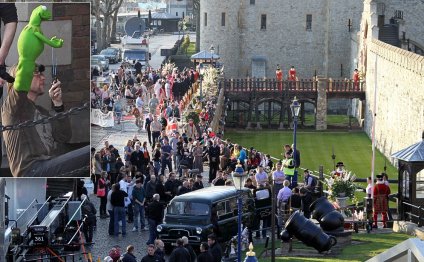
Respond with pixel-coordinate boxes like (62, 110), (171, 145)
(41, 6), (47, 10)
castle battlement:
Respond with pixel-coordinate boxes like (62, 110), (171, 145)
(370, 39), (424, 76)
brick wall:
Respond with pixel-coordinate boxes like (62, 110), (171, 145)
(53, 3), (90, 109)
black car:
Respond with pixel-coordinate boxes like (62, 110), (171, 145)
(157, 186), (263, 252)
(100, 48), (120, 64)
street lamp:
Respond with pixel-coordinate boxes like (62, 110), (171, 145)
(290, 97), (301, 187)
(271, 177), (276, 262)
(210, 44), (215, 66)
(198, 63), (205, 101)
(232, 163), (248, 262)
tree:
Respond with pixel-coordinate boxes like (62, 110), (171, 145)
(193, 0), (200, 52)
(148, 10), (152, 30)
(182, 34), (190, 54)
(110, 0), (124, 43)
(91, 0), (123, 51)
(92, 0), (102, 53)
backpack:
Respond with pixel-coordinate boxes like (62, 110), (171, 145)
(82, 202), (97, 224)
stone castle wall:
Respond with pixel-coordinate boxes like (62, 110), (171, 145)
(200, 0), (242, 76)
(200, 0), (363, 79)
(363, 38), (424, 159)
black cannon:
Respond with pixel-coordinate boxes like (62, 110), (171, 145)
(310, 197), (344, 233)
(280, 211), (337, 253)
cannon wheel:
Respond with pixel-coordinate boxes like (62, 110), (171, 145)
(330, 236), (337, 247)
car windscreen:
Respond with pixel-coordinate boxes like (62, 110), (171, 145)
(92, 56), (107, 62)
(91, 57), (100, 63)
(167, 201), (209, 216)
(123, 50), (146, 61)
(100, 50), (114, 55)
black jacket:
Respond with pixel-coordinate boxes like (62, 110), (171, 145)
(197, 252), (214, 262)
(301, 191), (313, 214)
(122, 252), (137, 262)
(141, 254), (162, 262)
(169, 246), (191, 262)
(178, 186), (190, 196)
(184, 244), (197, 262)
(111, 190), (128, 207)
(208, 146), (220, 163)
(130, 150), (144, 170)
(209, 242), (223, 262)
(81, 201), (97, 225)
(147, 200), (164, 222)
(193, 181), (204, 190)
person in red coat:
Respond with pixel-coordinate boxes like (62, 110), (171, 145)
(289, 65), (296, 81)
(373, 174), (391, 228)
(353, 68), (359, 90)
(276, 64), (283, 91)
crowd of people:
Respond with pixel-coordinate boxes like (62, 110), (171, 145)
(89, 58), (387, 260)
(89, 57), (321, 258)
(90, 58), (234, 261)
(91, 61), (198, 122)
(103, 234), (221, 262)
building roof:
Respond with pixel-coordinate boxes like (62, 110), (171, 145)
(151, 12), (180, 20)
(138, 2), (166, 10)
(190, 50), (220, 60)
(391, 133), (424, 162)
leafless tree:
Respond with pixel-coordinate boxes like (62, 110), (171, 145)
(193, 0), (200, 52)
(110, 0), (124, 43)
(91, 0), (124, 52)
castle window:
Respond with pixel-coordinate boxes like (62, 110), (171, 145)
(204, 12), (207, 26)
(261, 14), (266, 30)
(176, 12), (179, 17)
(222, 12), (226, 26)
(394, 10), (403, 20)
(250, 0), (255, 5)
(306, 14), (312, 30)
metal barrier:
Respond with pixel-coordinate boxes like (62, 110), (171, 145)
(401, 201), (424, 227)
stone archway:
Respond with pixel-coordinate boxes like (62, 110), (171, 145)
(227, 99), (251, 127)
(255, 99), (283, 128)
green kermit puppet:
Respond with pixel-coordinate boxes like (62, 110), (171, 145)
(14, 5), (64, 92)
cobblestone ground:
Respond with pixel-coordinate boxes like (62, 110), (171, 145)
(90, 120), (212, 260)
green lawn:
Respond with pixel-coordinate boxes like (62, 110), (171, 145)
(227, 113), (358, 127)
(224, 130), (398, 196)
(249, 232), (411, 261)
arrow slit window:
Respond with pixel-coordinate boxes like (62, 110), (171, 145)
(306, 14), (312, 31)
(261, 14), (266, 30)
